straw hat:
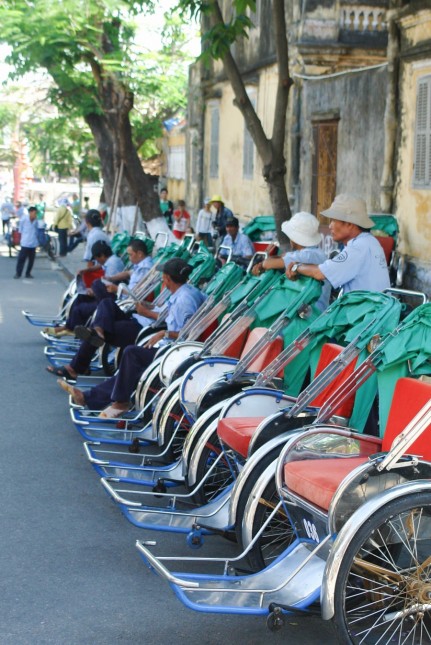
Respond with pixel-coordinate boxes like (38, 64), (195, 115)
(321, 194), (374, 228)
(281, 212), (321, 247)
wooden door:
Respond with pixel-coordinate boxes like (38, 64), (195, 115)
(311, 120), (338, 224)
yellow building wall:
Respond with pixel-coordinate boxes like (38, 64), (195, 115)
(396, 11), (431, 263)
(203, 65), (278, 220)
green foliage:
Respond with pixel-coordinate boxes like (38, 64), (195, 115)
(0, 0), (193, 166)
(23, 116), (101, 182)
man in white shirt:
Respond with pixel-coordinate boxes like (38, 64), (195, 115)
(14, 206), (39, 279)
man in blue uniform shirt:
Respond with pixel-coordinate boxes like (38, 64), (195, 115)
(286, 194), (390, 293)
(219, 216), (255, 265)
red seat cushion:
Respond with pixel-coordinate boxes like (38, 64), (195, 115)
(375, 236), (395, 265)
(284, 457), (369, 511)
(218, 417), (266, 458)
(284, 378), (431, 510)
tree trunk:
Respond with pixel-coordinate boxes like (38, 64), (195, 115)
(211, 0), (292, 243)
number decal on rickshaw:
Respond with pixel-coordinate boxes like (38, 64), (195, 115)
(303, 519), (319, 543)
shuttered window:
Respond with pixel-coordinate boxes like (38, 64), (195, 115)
(413, 76), (431, 188)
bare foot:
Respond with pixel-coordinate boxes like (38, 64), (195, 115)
(57, 379), (86, 406)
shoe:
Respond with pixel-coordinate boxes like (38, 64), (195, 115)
(13, 274), (20, 279)
(74, 325), (105, 348)
(25, 274), (34, 279)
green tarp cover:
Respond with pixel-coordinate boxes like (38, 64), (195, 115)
(376, 303), (431, 434)
(243, 215), (276, 240)
(253, 276), (322, 326)
(188, 250), (216, 283)
(290, 292), (402, 431)
(133, 232), (155, 253)
(253, 277), (323, 395)
(204, 262), (244, 298)
(227, 270), (282, 310)
(110, 231), (131, 255)
(370, 214), (398, 238)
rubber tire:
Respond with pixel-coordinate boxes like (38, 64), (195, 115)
(192, 429), (234, 506)
(239, 461), (296, 572)
(160, 396), (191, 461)
(332, 492), (431, 644)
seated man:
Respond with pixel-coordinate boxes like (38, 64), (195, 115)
(46, 238), (153, 377)
(58, 258), (207, 418)
(45, 240), (125, 337)
(219, 216), (254, 265)
(252, 211), (331, 312)
(285, 194), (390, 293)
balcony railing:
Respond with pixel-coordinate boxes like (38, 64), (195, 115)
(341, 6), (387, 33)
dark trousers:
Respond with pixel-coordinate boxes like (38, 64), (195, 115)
(2, 219), (10, 235)
(65, 281), (113, 330)
(70, 297), (142, 374)
(84, 345), (157, 409)
(57, 228), (68, 256)
(67, 234), (84, 252)
(16, 246), (36, 277)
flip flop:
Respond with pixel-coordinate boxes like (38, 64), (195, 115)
(99, 405), (129, 419)
(74, 325), (105, 348)
(46, 365), (76, 379)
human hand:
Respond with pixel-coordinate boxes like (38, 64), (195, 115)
(105, 282), (118, 294)
(285, 262), (298, 280)
(144, 330), (165, 348)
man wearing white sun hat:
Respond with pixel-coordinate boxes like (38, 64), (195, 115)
(286, 194), (390, 294)
(253, 210), (331, 311)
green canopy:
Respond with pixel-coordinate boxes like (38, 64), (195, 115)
(284, 292), (402, 429)
(243, 215), (276, 241)
(204, 262), (244, 298)
(375, 303), (431, 434)
(370, 214), (398, 239)
(227, 270), (282, 310)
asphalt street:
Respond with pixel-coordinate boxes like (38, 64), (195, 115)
(0, 242), (336, 644)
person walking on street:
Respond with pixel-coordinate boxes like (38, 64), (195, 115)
(14, 206), (39, 279)
(285, 194), (390, 293)
(53, 200), (73, 257)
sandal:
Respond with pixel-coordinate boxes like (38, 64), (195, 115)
(99, 405), (130, 419)
(46, 365), (77, 379)
(74, 325), (105, 348)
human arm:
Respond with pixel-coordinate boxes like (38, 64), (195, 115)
(252, 256), (285, 275)
(285, 262), (326, 281)
(144, 329), (179, 348)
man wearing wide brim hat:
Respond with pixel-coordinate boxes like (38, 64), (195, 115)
(209, 195), (234, 239)
(252, 211), (331, 311)
(286, 194), (390, 293)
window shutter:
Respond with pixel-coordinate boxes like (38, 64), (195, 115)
(413, 76), (431, 188)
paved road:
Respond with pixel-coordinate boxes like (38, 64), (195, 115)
(0, 244), (337, 644)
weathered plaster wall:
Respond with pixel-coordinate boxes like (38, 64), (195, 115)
(395, 8), (431, 294)
(298, 65), (387, 213)
(202, 68), (277, 218)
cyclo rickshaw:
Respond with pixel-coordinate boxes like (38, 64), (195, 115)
(135, 302), (431, 644)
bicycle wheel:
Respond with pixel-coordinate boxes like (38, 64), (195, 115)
(333, 492), (431, 644)
(239, 456), (296, 572)
(159, 392), (191, 460)
(192, 429), (234, 505)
